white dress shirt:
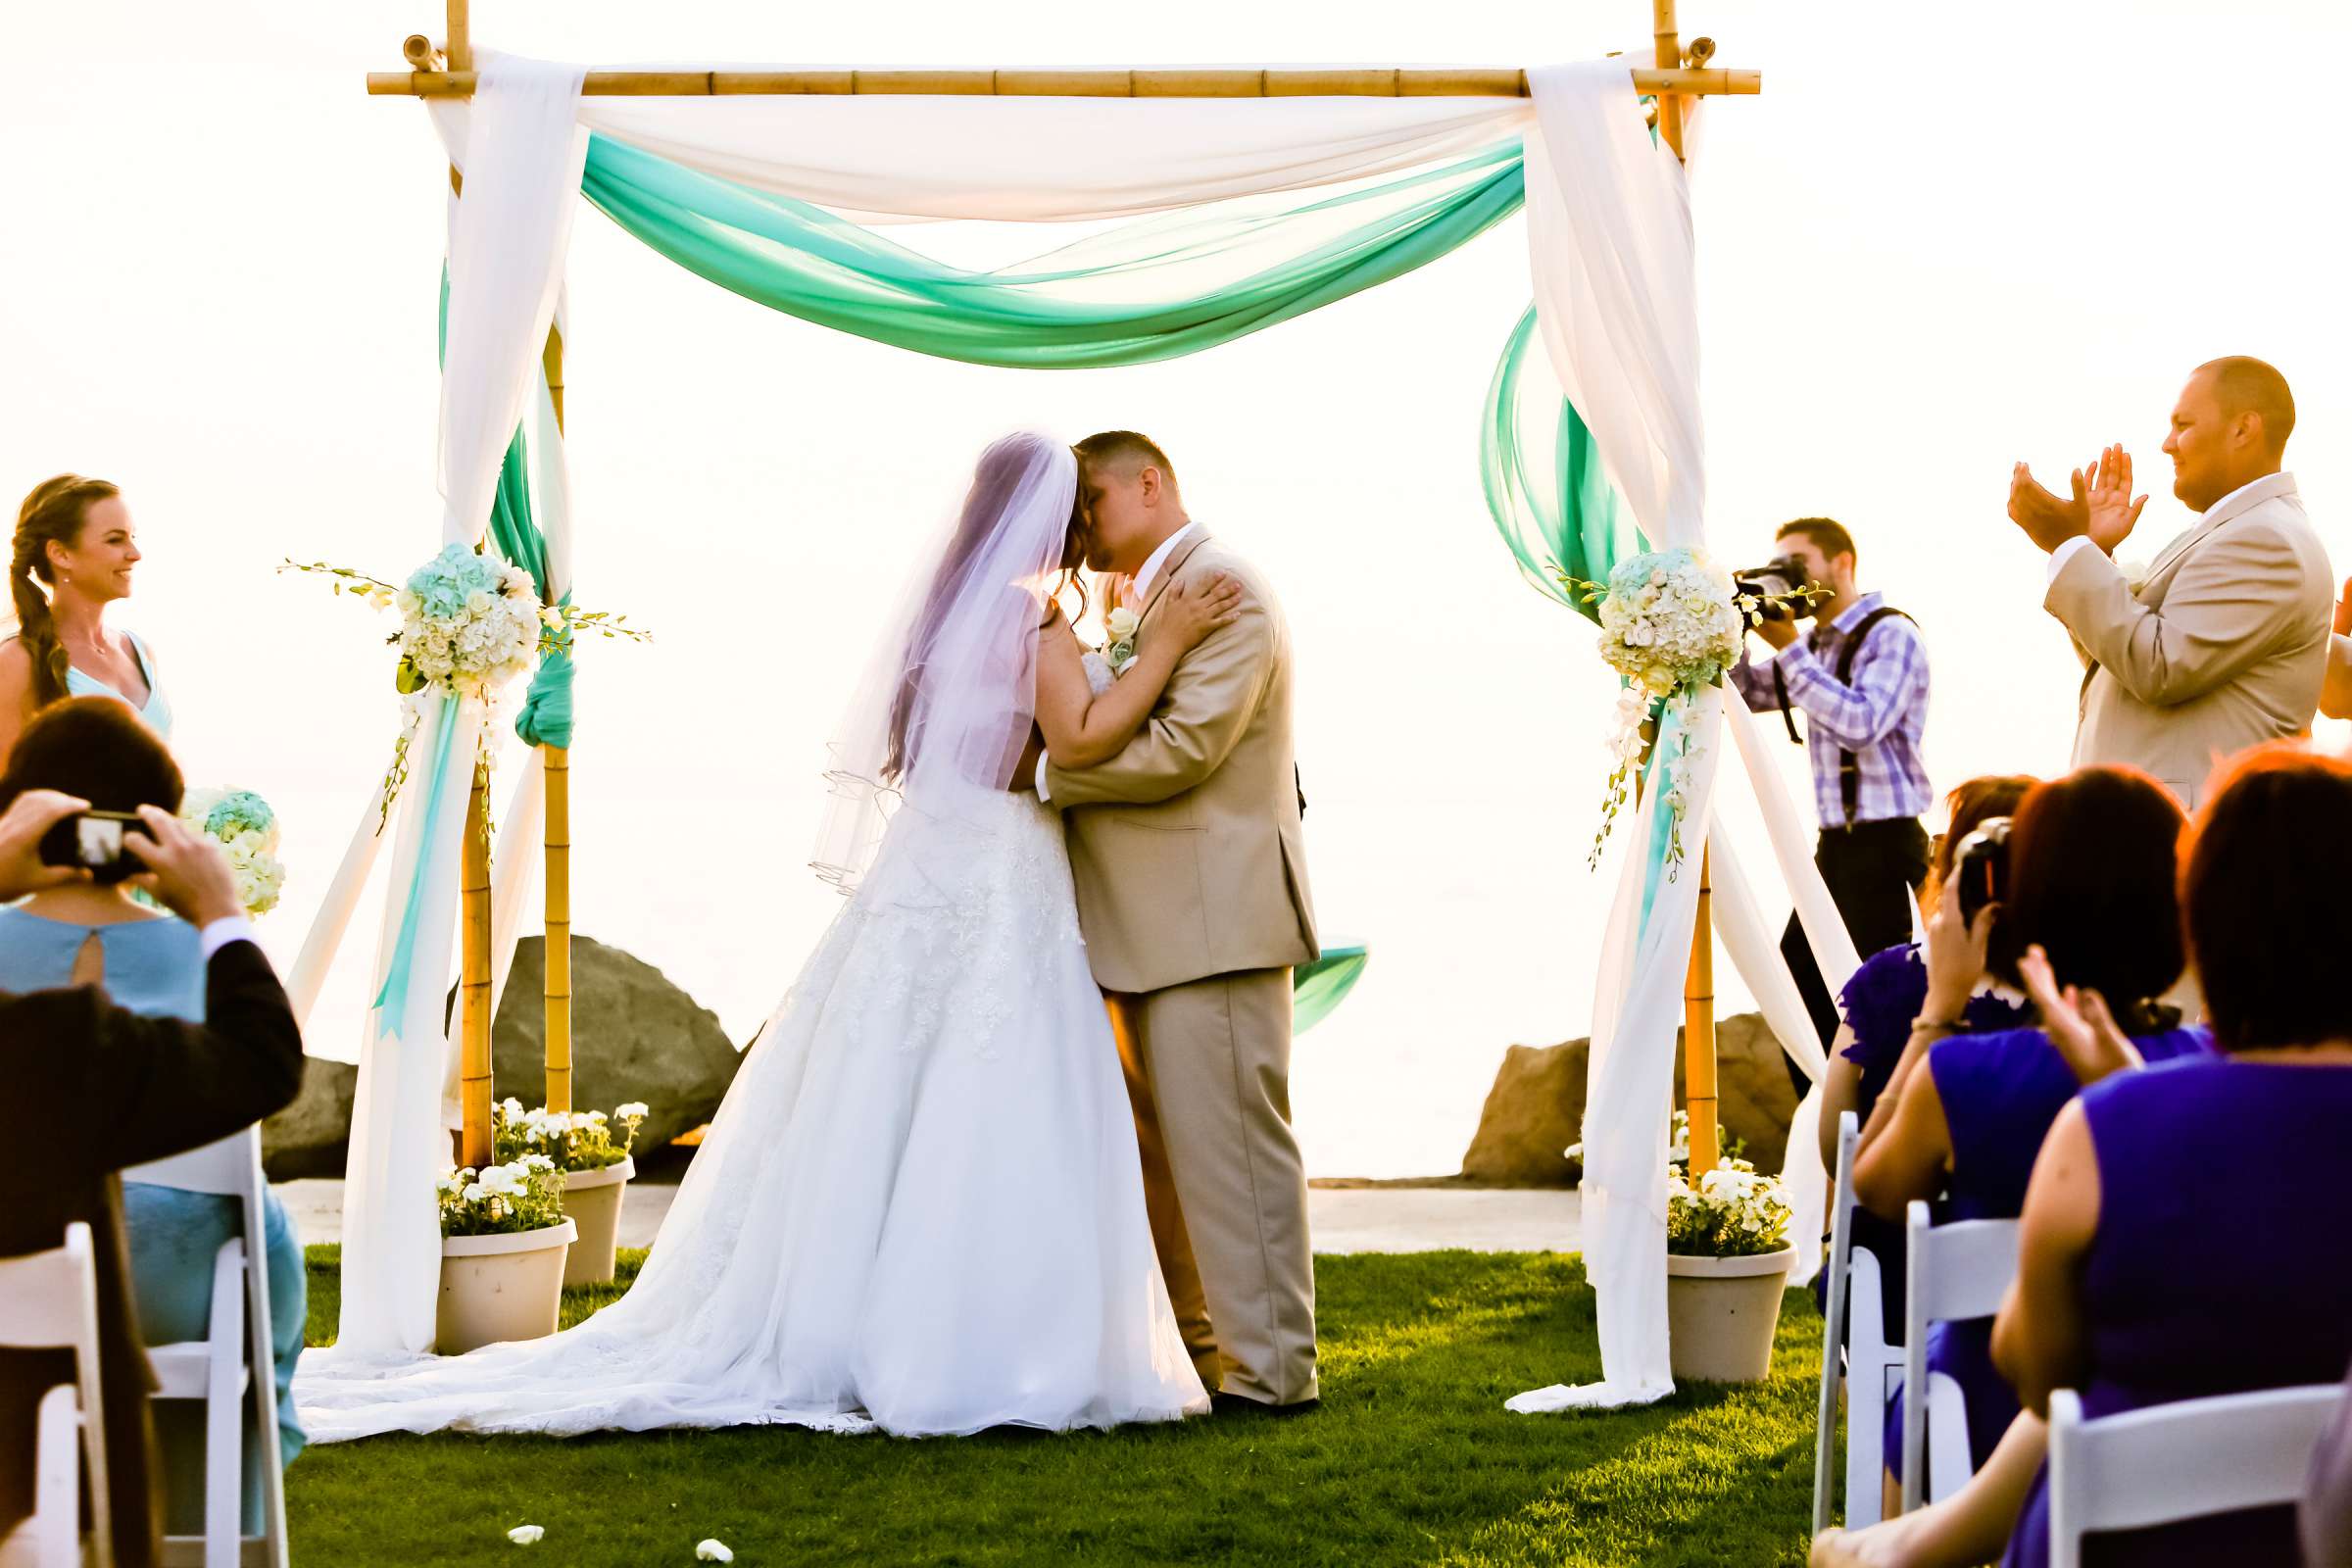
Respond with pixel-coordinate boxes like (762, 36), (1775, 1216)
(1037, 520), (1200, 801)
(198, 914), (260, 959)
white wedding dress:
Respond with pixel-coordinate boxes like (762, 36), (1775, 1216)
(295, 716), (1207, 1440)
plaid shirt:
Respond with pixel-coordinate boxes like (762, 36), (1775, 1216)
(1731, 591), (1933, 827)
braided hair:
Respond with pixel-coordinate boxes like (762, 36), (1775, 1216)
(12, 475), (119, 708)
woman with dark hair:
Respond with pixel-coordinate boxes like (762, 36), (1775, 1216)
(1851, 765), (2209, 1499)
(0, 698), (306, 1537)
(1, 475), (172, 760)
(1988, 745), (2352, 1565)
(1812, 773), (2037, 1349)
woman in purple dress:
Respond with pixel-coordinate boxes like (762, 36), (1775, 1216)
(1995, 745), (2352, 1566)
(1853, 766), (2208, 1501)
(1816, 773), (2037, 1346)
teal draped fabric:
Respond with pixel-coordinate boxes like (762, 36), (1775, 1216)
(578, 133), (1527, 369)
(438, 267), (574, 748)
(371, 694), (463, 1018)
(1481, 305), (1641, 622)
(1293, 944), (1370, 1036)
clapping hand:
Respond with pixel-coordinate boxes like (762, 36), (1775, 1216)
(2082, 445), (2148, 553)
(2009, 462), (2089, 553)
(2017, 942), (2143, 1086)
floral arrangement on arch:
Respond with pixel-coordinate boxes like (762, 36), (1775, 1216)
(281, 543), (647, 827)
(178, 787), (286, 916)
(1555, 546), (1820, 873)
(437, 1152), (564, 1238)
(492, 1098), (650, 1175)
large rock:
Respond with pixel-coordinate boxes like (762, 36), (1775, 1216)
(488, 935), (743, 1152)
(259, 935), (742, 1178)
(262, 1058), (359, 1180)
(1457, 1011), (1801, 1187)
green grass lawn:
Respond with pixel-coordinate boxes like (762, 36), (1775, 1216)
(292, 1245), (1822, 1567)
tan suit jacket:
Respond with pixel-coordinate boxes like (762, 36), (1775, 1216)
(1047, 530), (1320, 993)
(2045, 472), (2330, 809)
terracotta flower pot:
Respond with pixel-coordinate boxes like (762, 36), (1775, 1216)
(437, 1218), (577, 1354)
(1665, 1245), (1795, 1383)
(560, 1156), (634, 1287)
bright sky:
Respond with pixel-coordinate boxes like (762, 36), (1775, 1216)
(5, 0), (2348, 1176)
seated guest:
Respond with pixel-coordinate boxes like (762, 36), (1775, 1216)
(0, 700), (306, 1542)
(1995, 745), (2352, 1566)
(2304, 1351), (2352, 1568)
(1853, 765), (2207, 1497)
(0, 785), (305, 1568)
(1815, 773), (2036, 1349)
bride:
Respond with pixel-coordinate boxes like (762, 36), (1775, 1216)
(296, 432), (1240, 1440)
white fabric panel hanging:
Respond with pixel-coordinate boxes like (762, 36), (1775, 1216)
(578, 93), (1533, 223)
(1522, 60), (1704, 549)
(315, 54), (589, 1364)
(1508, 687), (1729, 1413)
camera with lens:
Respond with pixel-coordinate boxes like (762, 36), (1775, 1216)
(1733, 554), (1817, 622)
(1948, 817), (2011, 927)
(38, 808), (145, 887)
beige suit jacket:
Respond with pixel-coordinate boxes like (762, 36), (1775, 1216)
(1047, 530), (1320, 994)
(2044, 472), (2330, 809)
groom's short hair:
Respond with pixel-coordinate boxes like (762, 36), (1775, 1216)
(1075, 430), (1177, 488)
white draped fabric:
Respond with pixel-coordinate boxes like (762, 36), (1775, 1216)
(1503, 63), (1854, 1411)
(311, 55), (590, 1363)
(303, 52), (1859, 1391)
(576, 93), (1534, 223)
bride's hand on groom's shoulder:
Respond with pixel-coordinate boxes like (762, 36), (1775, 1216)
(1147, 572), (1244, 657)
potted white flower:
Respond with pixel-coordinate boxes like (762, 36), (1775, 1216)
(494, 1099), (650, 1286)
(1662, 1124), (1796, 1384)
(435, 1152), (576, 1354)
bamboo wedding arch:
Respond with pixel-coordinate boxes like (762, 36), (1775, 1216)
(368, 0), (1764, 1181)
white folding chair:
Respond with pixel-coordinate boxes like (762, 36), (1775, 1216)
(1812, 1111), (1905, 1530)
(0, 1223), (110, 1568)
(1899, 1200), (2019, 1513)
(125, 1128), (288, 1568)
(2047, 1383), (2345, 1568)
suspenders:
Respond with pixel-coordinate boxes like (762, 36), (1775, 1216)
(1774, 606), (1914, 826)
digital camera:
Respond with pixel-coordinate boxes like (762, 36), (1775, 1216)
(1733, 554), (1816, 622)
(39, 808), (145, 887)
(1948, 816), (2012, 927)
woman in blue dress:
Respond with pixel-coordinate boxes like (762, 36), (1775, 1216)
(1852, 766), (2208, 1507)
(0, 698), (302, 1534)
(3, 474), (173, 757)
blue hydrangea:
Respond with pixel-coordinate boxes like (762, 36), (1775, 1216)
(404, 543), (506, 620)
(203, 790), (275, 840)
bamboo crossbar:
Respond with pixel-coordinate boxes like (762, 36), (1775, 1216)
(367, 65), (1759, 99)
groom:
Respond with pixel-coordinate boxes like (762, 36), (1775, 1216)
(1038, 430), (1322, 1412)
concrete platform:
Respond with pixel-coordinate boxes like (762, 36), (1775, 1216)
(274, 1180), (1582, 1256)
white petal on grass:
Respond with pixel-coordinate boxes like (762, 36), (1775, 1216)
(507, 1524), (545, 1545)
(696, 1542), (735, 1563)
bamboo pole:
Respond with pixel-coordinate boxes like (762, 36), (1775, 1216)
(1683, 848), (1721, 1176)
(459, 759), (494, 1168)
(541, 322), (573, 1114)
(445, 0), (470, 75)
(367, 65), (1759, 99)
(1651, 0), (1688, 160)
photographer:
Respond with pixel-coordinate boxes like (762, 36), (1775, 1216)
(1730, 518), (1933, 1058)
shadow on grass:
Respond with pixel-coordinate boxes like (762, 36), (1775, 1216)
(288, 1248), (1819, 1568)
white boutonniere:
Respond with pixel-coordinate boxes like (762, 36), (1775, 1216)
(2116, 558), (2152, 598)
(1104, 606), (1141, 674)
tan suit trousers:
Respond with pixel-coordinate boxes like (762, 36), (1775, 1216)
(1106, 968), (1317, 1406)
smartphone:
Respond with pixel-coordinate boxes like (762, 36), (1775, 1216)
(39, 808), (147, 886)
